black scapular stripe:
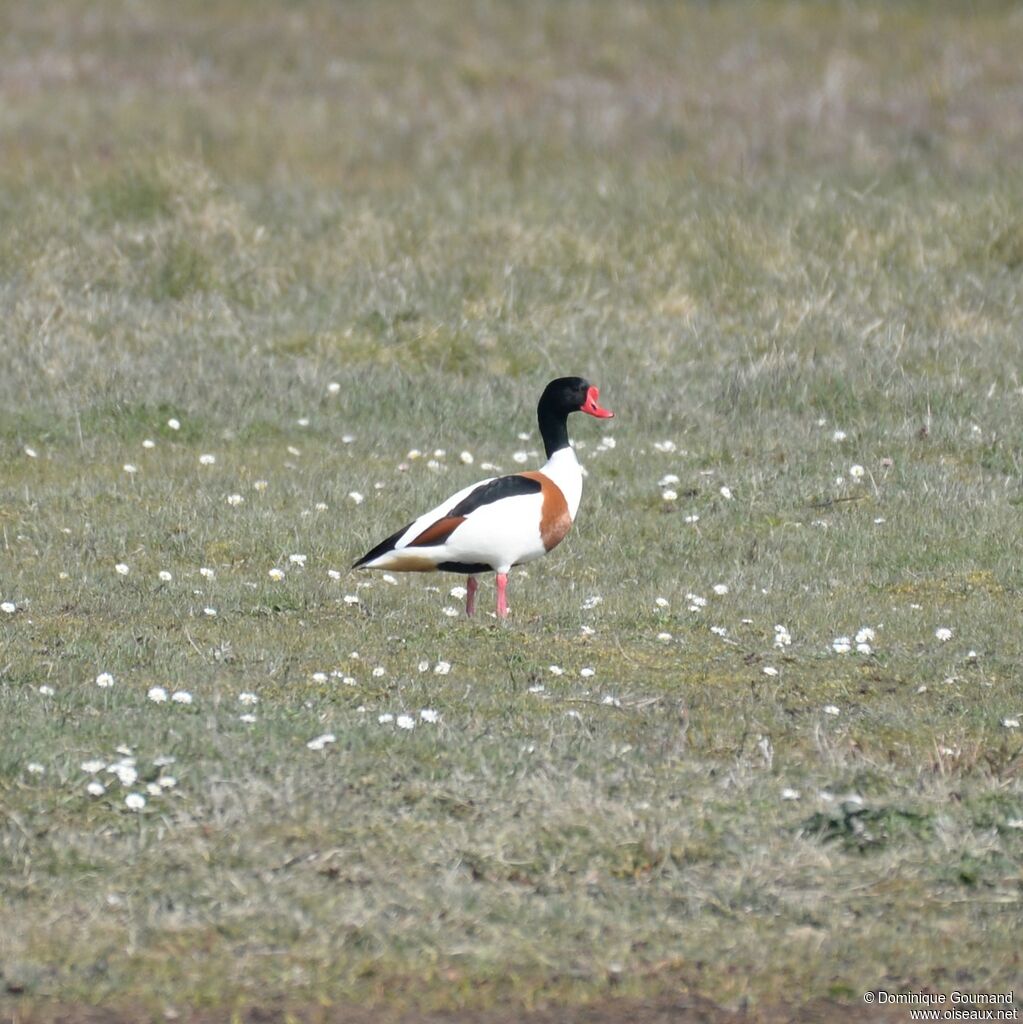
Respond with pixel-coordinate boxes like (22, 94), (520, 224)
(447, 474), (541, 517)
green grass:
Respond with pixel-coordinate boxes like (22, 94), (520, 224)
(1, 1), (1022, 1021)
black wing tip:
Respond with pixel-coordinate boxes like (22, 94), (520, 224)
(352, 520), (412, 570)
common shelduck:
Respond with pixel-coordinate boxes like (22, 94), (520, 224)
(352, 377), (614, 618)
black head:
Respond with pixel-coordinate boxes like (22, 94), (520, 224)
(538, 377), (614, 419)
(536, 376), (613, 458)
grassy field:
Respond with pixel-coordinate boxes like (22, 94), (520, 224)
(2, 1), (1022, 1021)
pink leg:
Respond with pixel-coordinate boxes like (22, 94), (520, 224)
(466, 575), (478, 617)
(495, 572), (509, 619)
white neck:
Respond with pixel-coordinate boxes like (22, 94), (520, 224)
(541, 446), (584, 519)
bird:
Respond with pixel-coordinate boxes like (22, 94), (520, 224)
(352, 376), (614, 618)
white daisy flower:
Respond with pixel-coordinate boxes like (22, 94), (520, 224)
(227, 493), (244, 506)
(26, 762), (45, 775)
(434, 661), (451, 675)
(441, 606), (459, 617)
(832, 430), (847, 442)
(343, 594), (360, 605)
(683, 514), (700, 524)
(372, 666), (386, 678)
(396, 714), (416, 730)
(712, 584), (729, 595)
(377, 713), (394, 725)
(158, 570), (173, 582)
(24, 446), (38, 458)
(854, 627), (875, 644)
(512, 452), (529, 464)
(311, 672), (328, 684)
(348, 491), (364, 505)
(239, 713), (257, 723)
(719, 485), (733, 500)
(199, 454), (216, 466)
(203, 607), (217, 617)
(823, 705), (841, 716)
(658, 474), (680, 487)
(832, 637), (852, 654)
(238, 692), (259, 705)
(657, 632), (673, 642)
(662, 489), (678, 501)
(655, 597), (669, 608)
(460, 451), (474, 465)
(86, 781), (106, 796)
(449, 585), (467, 599)
(253, 480), (268, 491)
(110, 764), (138, 787)
(763, 666), (779, 676)
(420, 709), (439, 723)
(124, 793), (146, 810)
(306, 733), (336, 750)
(710, 626), (727, 637)
(327, 381), (341, 394)
(780, 788), (801, 801)
(1, 601), (16, 614)
(171, 690), (193, 704)
(268, 568), (285, 581)
(148, 686), (168, 703)
(123, 463), (138, 475)
(81, 759), (105, 773)
(289, 554), (307, 566)
(582, 595), (603, 610)
(96, 672), (115, 688)
(849, 464), (865, 479)
(1002, 717), (1021, 729)
(548, 665), (564, 676)
(327, 569), (342, 580)
(935, 627), (953, 642)
(142, 439), (155, 449)
(580, 667), (595, 678)
(199, 567), (215, 579)
(115, 563), (130, 576)
(167, 418), (181, 431)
